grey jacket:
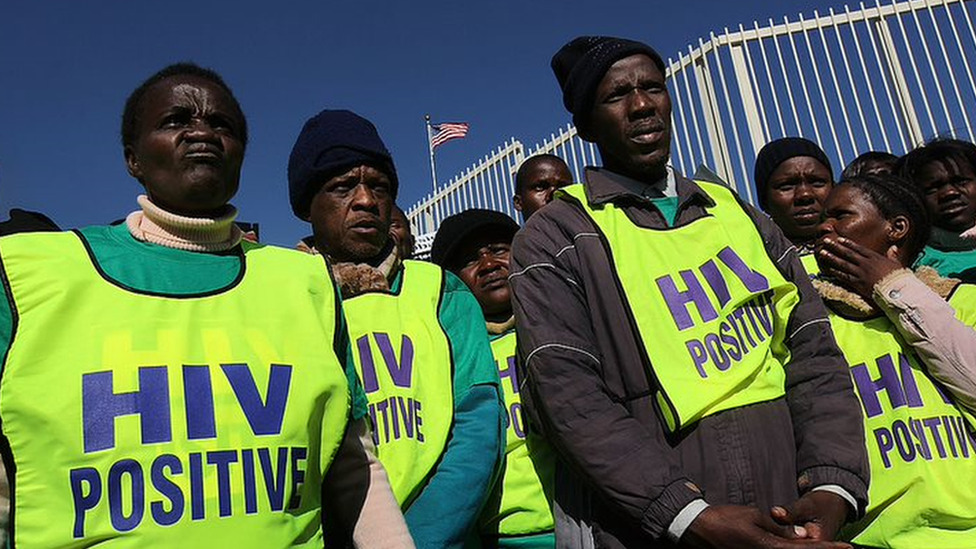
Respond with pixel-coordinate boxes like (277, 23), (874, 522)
(509, 167), (869, 548)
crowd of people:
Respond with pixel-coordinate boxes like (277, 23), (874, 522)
(1, 34), (975, 549)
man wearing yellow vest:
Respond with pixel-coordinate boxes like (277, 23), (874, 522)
(0, 63), (411, 547)
(287, 109), (506, 549)
(431, 209), (556, 548)
(509, 36), (869, 548)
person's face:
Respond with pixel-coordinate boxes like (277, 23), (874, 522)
(764, 156), (833, 243)
(585, 54), (672, 182)
(310, 165), (393, 263)
(514, 159), (573, 218)
(389, 208), (415, 259)
(124, 76), (245, 217)
(915, 158), (976, 233)
(817, 185), (892, 257)
(454, 234), (512, 320)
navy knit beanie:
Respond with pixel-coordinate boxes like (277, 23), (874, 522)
(754, 137), (833, 209)
(287, 109), (398, 219)
(430, 209), (520, 270)
(551, 36), (666, 130)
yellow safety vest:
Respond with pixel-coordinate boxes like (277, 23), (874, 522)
(343, 260), (454, 507)
(833, 285), (976, 548)
(0, 231), (352, 548)
(479, 330), (554, 539)
(560, 183), (798, 432)
(800, 251), (820, 278)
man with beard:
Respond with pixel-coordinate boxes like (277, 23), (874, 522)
(288, 109), (505, 548)
(509, 36), (868, 548)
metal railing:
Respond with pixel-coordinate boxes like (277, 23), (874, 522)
(407, 0), (976, 254)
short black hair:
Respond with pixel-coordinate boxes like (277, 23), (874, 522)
(897, 138), (976, 187)
(841, 151), (899, 181)
(514, 154), (570, 193)
(841, 174), (931, 263)
(121, 62), (247, 149)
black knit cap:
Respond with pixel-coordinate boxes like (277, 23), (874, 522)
(287, 109), (398, 219)
(551, 36), (666, 128)
(430, 209), (520, 270)
(754, 137), (833, 209)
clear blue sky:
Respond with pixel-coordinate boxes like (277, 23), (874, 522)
(1, 0), (834, 246)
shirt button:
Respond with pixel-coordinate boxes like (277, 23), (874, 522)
(888, 289), (901, 299)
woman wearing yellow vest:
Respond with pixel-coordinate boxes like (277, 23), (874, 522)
(0, 64), (412, 548)
(814, 174), (976, 548)
(754, 137), (835, 277)
(431, 209), (556, 549)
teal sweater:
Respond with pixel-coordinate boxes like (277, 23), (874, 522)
(0, 224), (505, 548)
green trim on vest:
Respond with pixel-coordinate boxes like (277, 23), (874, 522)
(478, 330), (555, 539)
(343, 260), (455, 507)
(0, 230), (352, 546)
(559, 182), (798, 433)
(835, 285), (976, 548)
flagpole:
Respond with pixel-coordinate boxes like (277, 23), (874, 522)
(425, 114), (439, 194)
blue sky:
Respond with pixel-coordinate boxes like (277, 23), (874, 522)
(1, 0), (834, 246)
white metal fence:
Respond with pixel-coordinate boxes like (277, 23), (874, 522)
(408, 0), (976, 253)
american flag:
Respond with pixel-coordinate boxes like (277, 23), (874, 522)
(429, 122), (469, 150)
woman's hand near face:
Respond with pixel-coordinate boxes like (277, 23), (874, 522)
(817, 236), (903, 300)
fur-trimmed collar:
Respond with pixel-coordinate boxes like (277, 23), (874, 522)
(813, 266), (958, 318)
(297, 238), (402, 298)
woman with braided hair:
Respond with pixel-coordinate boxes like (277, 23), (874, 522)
(814, 174), (976, 548)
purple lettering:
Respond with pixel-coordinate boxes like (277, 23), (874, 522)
(390, 394), (401, 440)
(850, 355), (906, 418)
(718, 247), (770, 292)
(751, 292), (774, 337)
(189, 452), (204, 520)
(415, 401), (424, 443)
(510, 403), (526, 439)
(874, 427), (895, 469)
(357, 335), (380, 393)
(657, 271), (718, 331)
(952, 417), (971, 458)
(258, 447), (288, 512)
(897, 354), (924, 408)
(909, 418), (933, 460)
(150, 454), (184, 526)
(71, 467), (101, 538)
(83, 366), (172, 453)
(108, 459), (144, 532)
(375, 333), (414, 389)
(942, 416), (959, 458)
(704, 334), (731, 371)
(241, 448), (258, 514)
(221, 363), (291, 437)
(398, 397), (415, 439)
(685, 339), (708, 378)
(892, 420), (917, 463)
(732, 309), (756, 349)
(499, 355), (519, 394)
(700, 259), (732, 308)
(207, 450), (238, 517)
(923, 417), (948, 458)
(719, 322), (742, 361)
(289, 447), (307, 510)
(183, 365), (216, 440)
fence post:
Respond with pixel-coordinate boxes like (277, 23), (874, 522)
(875, 15), (926, 147)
